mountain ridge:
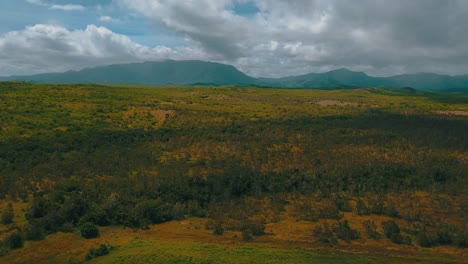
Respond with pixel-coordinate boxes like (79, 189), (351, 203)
(1, 60), (467, 91)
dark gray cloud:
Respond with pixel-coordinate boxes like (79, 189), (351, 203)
(122, 0), (468, 77)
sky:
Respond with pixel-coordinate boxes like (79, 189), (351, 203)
(1, 0), (467, 77)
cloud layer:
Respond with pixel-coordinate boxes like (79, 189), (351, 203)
(0, 24), (214, 76)
(1, 0), (467, 77)
(120, 0), (468, 77)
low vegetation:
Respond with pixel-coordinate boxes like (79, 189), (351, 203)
(0, 82), (467, 263)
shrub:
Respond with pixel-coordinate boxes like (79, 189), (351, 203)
(1, 203), (14, 225)
(0, 247), (8, 257)
(242, 230), (252, 241)
(334, 194), (352, 212)
(383, 203), (400, 218)
(390, 233), (403, 244)
(416, 233), (431, 247)
(401, 235), (412, 245)
(24, 224), (45, 241)
(212, 222), (224, 235)
(80, 222), (100, 239)
(85, 244), (110, 260)
(416, 231), (438, 247)
(356, 199), (369, 216)
(334, 220), (360, 242)
(368, 197), (384, 215)
(132, 199), (173, 227)
(363, 220), (380, 239)
(242, 221), (266, 236)
(313, 224), (337, 245)
(382, 220), (400, 239)
(4, 232), (23, 249)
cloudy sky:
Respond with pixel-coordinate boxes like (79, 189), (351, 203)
(1, 0), (467, 77)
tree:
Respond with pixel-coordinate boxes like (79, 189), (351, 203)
(356, 199), (369, 216)
(363, 220), (380, 239)
(1, 203), (14, 225)
(4, 232), (23, 249)
(80, 222), (100, 239)
(212, 222), (224, 235)
(334, 220), (360, 242)
(313, 224), (337, 245)
(382, 220), (400, 239)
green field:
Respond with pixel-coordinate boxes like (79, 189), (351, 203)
(0, 82), (466, 263)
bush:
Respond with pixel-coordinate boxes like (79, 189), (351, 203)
(313, 224), (337, 245)
(334, 194), (352, 212)
(390, 233), (403, 244)
(24, 224), (45, 241)
(80, 222), (100, 239)
(383, 203), (400, 218)
(416, 233), (431, 247)
(242, 221), (266, 236)
(85, 244), (110, 260)
(4, 232), (23, 249)
(132, 199), (173, 227)
(416, 231), (437, 247)
(356, 199), (369, 216)
(382, 220), (400, 238)
(363, 220), (380, 239)
(0, 247), (8, 257)
(368, 198), (384, 215)
(242, 230), (252, 241)
(334, 220), (360, 242)
(212, 222), (224, 236)
(1, 203), (14, 225)
(401, 235), (412, 245)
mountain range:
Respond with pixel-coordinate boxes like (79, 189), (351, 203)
(1, 60), (467, 91)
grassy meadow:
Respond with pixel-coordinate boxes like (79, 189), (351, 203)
(0, 82), (467, 263)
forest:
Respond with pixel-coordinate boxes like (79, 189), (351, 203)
(0, 82), (467, 263)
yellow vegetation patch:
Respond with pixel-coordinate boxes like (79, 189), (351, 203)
(433, 110), (468, 116)
(122, 106), (175, 129)
(315, 100), (359, 107)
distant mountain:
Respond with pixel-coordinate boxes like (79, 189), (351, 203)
(0, 60), (255, 86)
(386, 73), (468, 91)
(259, 69), (468, 91)
(1, 60), (467, 91)
(257, 68), (387, 88)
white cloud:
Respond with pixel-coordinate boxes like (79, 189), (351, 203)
(26, 0), (44, 4)
(99, 16), (116, 22)
(26, 0), (85, 11)
(0, 24), (211, 76)
(49, 4), (85, 11)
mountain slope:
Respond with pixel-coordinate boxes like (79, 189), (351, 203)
(258, 68), (387, 88)
(1, 60), (467, 91)
(0, 60), (256, 85)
